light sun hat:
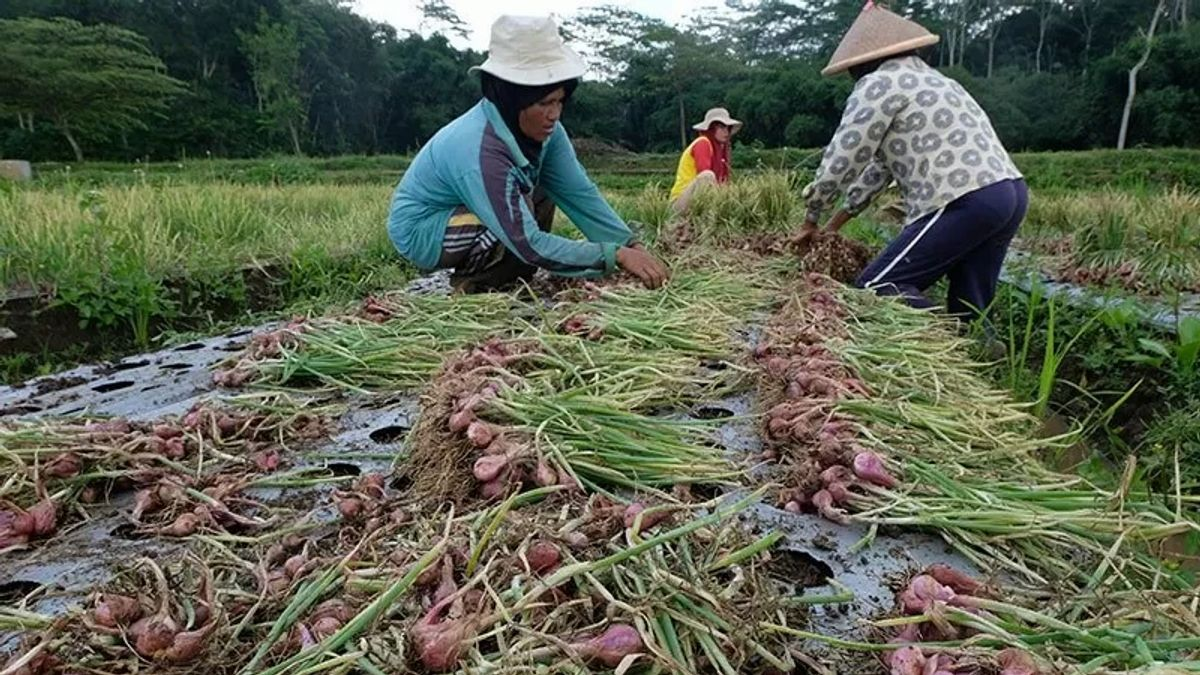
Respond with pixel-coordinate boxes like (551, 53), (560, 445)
(469, 15), (587, 86)
(822, 0), (940, 77)
(693, 108), (743, 135)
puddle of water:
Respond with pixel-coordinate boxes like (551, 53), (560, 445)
(174, 342), (205, 352)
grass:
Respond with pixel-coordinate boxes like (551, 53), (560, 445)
(0, 183), (396, 288)
(6, 149), (1200, 387)
(1018, 188), (1200, 294)
(681, 172), (801, 244)
(26, 147), (1200, 190)
(0, 181), (412, 381)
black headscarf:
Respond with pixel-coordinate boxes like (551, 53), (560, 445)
(481, 72), (579, 164)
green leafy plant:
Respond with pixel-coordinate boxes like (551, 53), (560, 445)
(1125, 316), (1200, 381)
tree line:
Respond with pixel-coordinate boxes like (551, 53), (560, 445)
(0, 0), (1196, 162)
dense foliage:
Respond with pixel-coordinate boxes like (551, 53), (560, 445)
(0, 0), (1197, 160)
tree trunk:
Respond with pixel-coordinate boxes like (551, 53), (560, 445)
(1083, 23), (1094, 73)
(1118, 0), (1166, 150)
(959, 24), (968, 67)
(1036, 2), (1050, 73)
(61, 123), (84, 162)
(987, 11), (1001, 78)
(678, 95), (686, 150)
(202, 54), (218, 79)
(288, 121), (303, 155)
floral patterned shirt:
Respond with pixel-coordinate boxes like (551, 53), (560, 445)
(802, 56), (1022, 225)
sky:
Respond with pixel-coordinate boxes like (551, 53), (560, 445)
(353, 0), (712, 51)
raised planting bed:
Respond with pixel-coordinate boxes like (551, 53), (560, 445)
(2, 249), (1198, 674)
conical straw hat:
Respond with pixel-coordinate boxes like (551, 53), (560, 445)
(822, 1), (940, 77)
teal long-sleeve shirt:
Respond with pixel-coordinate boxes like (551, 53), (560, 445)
(387, 99), (635, 277)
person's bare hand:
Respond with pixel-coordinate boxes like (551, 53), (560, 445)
(823, 209), (854, 234)
(788, 222), (820, 249)
(616, 246), (670, 289)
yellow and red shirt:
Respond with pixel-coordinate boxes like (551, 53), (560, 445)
(670, 134), (731, 201)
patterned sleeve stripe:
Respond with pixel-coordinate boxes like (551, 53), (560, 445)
(478, 124), (601, 273)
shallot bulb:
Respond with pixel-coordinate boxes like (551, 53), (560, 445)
(826, 482), (852, 504)
(473, 455), (508, 482)
(448, 409), (476, 433)
(410, 594), (477, 672)
(337, 497), (364, 519)
(526, 540), (561, 574)
(154, 424), (183, 439)
(466, 422), (495, 448)
(159, 512), (204, 537)
(811, 490), (848, 525)
(898, 575), (956, 614)
(925, 564), (986, 596)
(43, 453), (83, 479)
(998, 648), (1040, 675)
(93, 594), (142, 628)
(533, 460), (558, 487)
(820, 464), (854, 486)
(888, 646), (926, 675)
(623, 503), (669, 531)
(479, 477), (508, 500)
(284, 552), (309, 579)
(570, 623), (643, 667)
(925, 654), (957, 675)
(254, 449), (281, 472)
(852, 451), (898, 488)
(356, 473), (386, 499)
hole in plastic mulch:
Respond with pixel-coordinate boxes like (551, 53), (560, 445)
(92, 380), (134, 393)
(369, 425), (410, 444)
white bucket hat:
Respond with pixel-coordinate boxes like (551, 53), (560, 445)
(822, 1), (939, 76)
(469, 15), (588, 86)
(693, 108), (743, 134)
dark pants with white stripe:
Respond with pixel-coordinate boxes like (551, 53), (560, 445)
(856, 178), (1029, 321)
(437, 186), (556, 293)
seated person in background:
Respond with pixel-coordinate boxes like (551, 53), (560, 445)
(386, 15), (670, 293)
(669, 108), (742, 217)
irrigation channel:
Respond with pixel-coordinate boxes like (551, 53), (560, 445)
(1, 244), (1198, 674)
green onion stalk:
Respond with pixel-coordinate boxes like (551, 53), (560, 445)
(437, 486), (802, 673)
(518, 335), (751, 411)
(871, 594), (1200, 672)
(486, 386), (742, 492)
(552, 267), (775, 359)
(811, 286), (1199, 593)
(241, 292), (519, 393)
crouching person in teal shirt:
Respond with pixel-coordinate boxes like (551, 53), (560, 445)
(387, 15), (670, 293)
